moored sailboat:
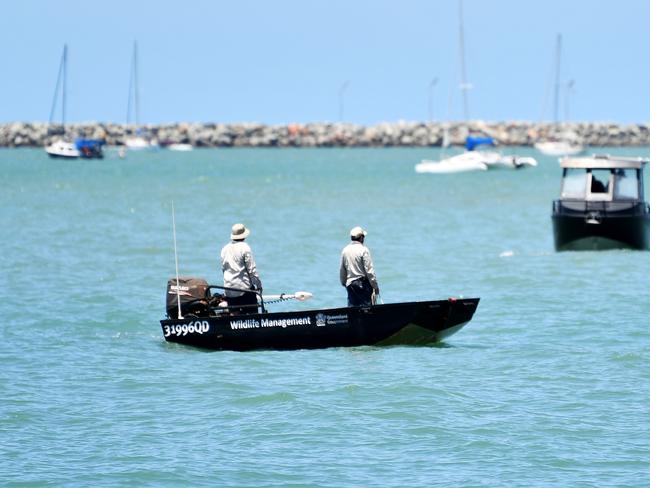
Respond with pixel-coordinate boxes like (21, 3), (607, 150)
(416, 137), (537, 174)
(535, 34), (585, 157)
(45, 45), (79, 159)
(416, 1), (535, 173)
(45, 45), (104, 160)
(124, 41), (159, 151)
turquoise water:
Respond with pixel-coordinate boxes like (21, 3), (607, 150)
(1, 147), (649, 486)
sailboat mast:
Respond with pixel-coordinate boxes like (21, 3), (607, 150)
(458, 0), (470, 121)
(126, 41), (140, 126)
(553, 34), (562, 123)
(134, 41), (140, 126)
(62, 44), (67, 127)
(49, 44), (67, 126)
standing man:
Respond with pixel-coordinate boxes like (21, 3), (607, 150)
(220, 223), (263, 314)
(340, 226), (380, 307)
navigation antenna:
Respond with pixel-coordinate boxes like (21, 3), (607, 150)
(172, 201), (183, 319)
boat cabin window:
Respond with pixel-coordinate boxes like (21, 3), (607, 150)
(561, 168), (587, 199)
(561, 165), (642, 201)
(613, 168), (639, 200)
(587, 169), (613, 201)
(561, 168), (588, 200)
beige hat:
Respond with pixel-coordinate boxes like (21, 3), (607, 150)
(231, 223), (250, 240)
(350, 226), (367, 238)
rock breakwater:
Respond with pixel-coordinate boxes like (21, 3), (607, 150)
(2, 121), (650, 147)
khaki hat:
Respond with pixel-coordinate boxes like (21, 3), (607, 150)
(231, 223), (250, 240)
(350, 226), (367, 238)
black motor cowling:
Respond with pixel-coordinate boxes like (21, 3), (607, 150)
(166, 277), (211, 318)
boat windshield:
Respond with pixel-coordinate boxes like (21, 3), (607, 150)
(588, 169), (611, 200)
(613, 168), (639, 200)
(561, 168), (587, 198)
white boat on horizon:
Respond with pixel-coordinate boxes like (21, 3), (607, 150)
(124, 41), (159, 152)
(167, 143), (194, 151)
(124, 134), (159, 150)
(45, 139), (80, 159)
(534, 139), (584, 157)
(416, 150), (537, 174)
(416, 136), (537, 174)
(535, 34), (586, 157)
(45, 45), (104, 160)
(415, 3), (536, 175)
(416, 151), (488, 174)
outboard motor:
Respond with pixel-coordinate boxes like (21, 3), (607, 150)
(166, 277), (211, 318)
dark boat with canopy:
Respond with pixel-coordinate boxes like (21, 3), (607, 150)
(552, 155), (650, 250)
(160, 277), (480, 351)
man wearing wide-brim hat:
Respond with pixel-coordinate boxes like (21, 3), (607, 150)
(339, 226), (380, 307)
(220, 223), (263, 314)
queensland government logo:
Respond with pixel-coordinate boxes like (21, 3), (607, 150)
(315, 313), (326, 327)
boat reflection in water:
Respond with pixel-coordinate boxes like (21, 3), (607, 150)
(552, 155), (650, 250)
(160, 279), (480, 351)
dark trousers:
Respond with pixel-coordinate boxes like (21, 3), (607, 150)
(226, 292), (259, 314)
(346, 277), (373, 307)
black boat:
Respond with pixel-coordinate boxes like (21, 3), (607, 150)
(552, 155), (650, 251)
(160, 278), (480, 351)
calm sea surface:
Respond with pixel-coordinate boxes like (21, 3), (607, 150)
(1, 147), (649, 487)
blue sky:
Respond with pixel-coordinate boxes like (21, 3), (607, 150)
(1, 0), (648, 124)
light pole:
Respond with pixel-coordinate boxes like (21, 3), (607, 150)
(338, 80), (350, 122)
(428, 77), (439, 122)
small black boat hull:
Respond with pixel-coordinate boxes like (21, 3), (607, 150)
(552, 213), (650, 251)
(160, 298), (480, 351)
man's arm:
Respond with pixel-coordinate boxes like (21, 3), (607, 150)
(363, 249), (379, 294)
(339, 254), (347, 287)
(243, 249), (262, 291)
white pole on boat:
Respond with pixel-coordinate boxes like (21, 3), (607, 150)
(262, 291), (313, 302)
(172, 201), (183, 319)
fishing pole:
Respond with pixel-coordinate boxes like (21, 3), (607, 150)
(172, 201), (183, 319)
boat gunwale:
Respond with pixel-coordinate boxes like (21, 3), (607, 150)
(160, 297), (480, 325)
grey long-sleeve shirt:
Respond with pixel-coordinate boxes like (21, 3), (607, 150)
(220, 240), (262, 297)
(339, 241), (379, 291)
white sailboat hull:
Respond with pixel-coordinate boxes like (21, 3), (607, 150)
(416, 151), (536, 174)
(125, 137), (159, 150)
(45, 140), (80, 159)
(167, 143), (194, 151)
(534, 141), (584, 156)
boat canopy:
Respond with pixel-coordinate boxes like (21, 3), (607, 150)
(465, 136), (495, 151)
(75, 139), (105, 149)
(560, 155), (648, 170)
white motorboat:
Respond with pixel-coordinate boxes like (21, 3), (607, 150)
(45, 139), (80, 159)
(416, 136), (537, 174)
(416, 151), (537, 174)
(534, 140), (584, 157)
(124, 135), (159, 150)
(416, 151), (488, 174)
(167, 143), (194, 151)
